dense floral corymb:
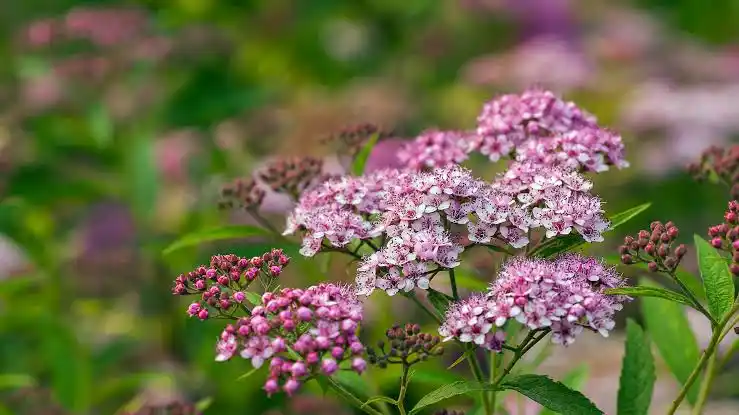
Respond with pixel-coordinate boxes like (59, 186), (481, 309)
(398, 129), (473, 171)
(439, 255), (629, 347)
(171, 250), (289, 320)
(707, 201), (739, 276)
(472, 88), (628, 172)
(214, 283), (366, 396)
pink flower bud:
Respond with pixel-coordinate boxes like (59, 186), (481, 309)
(238, 325), (250, 336)
(264, 378), (279, 396)
(238, 258), (249, 268)
(272, 337), (286, 352)
(233, 291), (246, 303)
(291, 362), (307, 378)
(331, 346), (345, 359)
(219, 299), (231, 309)
(351, 357), (367, 374)
(245, 267), (259, 281)
(321, 358), (338, 375)
(269, 265), (282, 276)
(712, 238), (723, 249)
(283, 378), (300, 396)
(197, 308), (209, 320)
(251, 257), (263, 267)
(296, 307), (313, 321)
(350, 342), (364, 354)
(306, 352), (319, 365)
(187, 302), (200, 316)
(194, 280), (206, 290)
(206, 268), (217, 279)
(217, 275), (229, 286)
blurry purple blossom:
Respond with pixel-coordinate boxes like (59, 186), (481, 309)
(364, 138), (406, 172)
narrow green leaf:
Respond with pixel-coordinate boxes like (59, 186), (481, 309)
(408, 381), (497, 415)
(617, 320), (655, 415)
(361, 396), (397, 408)
(426, 288), (454, 318)
(351, 133), (380, 176)
(447, 348), (474, 370)
(87, 103), (113, 148)
(694, 235), (735, 319)
(540, 365), (589, 415)
(244, 292), (262, 306)
(501, 374), (603, 415)
(604, 286), (693, 307)
(532, 203), (651, 258)
(41, 319), (93, 413)
(641, 280), (699, 404)
(162, 225), (272, 255)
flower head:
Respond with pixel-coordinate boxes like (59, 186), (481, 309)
(218, 177), (266, 211)
(215, 283), (366, 397)
(398, 129), (473, 171)
(474, 88), (597, 162)
(257, 156), (326, 198)
(438, 293), (505, 351)
(171, 249), (289, 319)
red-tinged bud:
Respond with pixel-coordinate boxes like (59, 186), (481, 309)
(621, 254), (633, 265)
(712, 238), (724, 249)
(648, 262), (659, 272)
(731, 264), (739, 276)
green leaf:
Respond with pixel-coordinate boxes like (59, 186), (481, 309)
(617, 320), (655, 415)
(447, 348), (475, 370)
(195, 397), (213, 412)
(408, 381), (497, 415)
(540, 365), (589, 415)
(361, 396), (397, 409)
(41, 318), (92, 413)
(501, 374), (603, 415)
(532, 203), (651, 258)
(426, 288), (453, 318)
(125, 132), (159, 223)
(604, 286), (693, 307)
(87, 103), (113, 148)
(351, 133), (379, 176)
(641, 280), (699, 404)
(0, 373), (35, 390)
(162, 225), (272, 255)
(244, 291), (262, 306)
(694, 235), (735, 319)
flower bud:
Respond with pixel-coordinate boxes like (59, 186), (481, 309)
(731, 264), (739, 276)
(675, 244), (687, 258)
(647, 262), (658, 272)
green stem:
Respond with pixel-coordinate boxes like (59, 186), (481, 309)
(669, 270), (716, 326)
(449, 268), (459, 300)
(718, 338), (739, 369)
(667, 302), (739, 414)
(494, 330), (549, 385)
(397, 364), (411, 415)
(404, 291), (442, 323)
(692, 350), (718, 415)
(466, 345), (492, 415)
(490, 351), (500, 412)
(325, 376), (384, 415)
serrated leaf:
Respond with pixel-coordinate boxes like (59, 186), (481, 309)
(351, 133), (379, 176)
(408, 381), (497, 415)
(501, 374), (603, 415)
(426, 288), (453, 318)
(604, 287), (693, 307)
(694, 235), (735, 319)
(617, 320), (655, 415)
(162, 225), (272, 255)
(361, 396), (397, 408)
(640, 280), (699, 404)
(532, 203), (651, 258)
(540, 365), (589, 415)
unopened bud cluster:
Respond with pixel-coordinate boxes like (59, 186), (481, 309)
(215, 284), (366, 397)
(708, 201), (739, 276)
(619, 221), (686, 273)
(219, 177), (266, 211)
(366, 323), (444, 368)
(258, 156), (325, 199)
(688, 145), (739, 199)
(433, 410), (465, 415)
(120, 402), (201, 415)
(172, 249), (289, 320)
(322, 123), (391, 157)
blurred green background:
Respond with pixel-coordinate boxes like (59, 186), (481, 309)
(1, 0), (738, 414)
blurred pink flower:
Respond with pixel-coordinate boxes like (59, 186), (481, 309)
(21, 74), (63, 110)
(364, 138), (406, 172)
(24, 19), (56, 47)
(155, 131), (198, 182)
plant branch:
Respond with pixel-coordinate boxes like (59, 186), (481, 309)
(325, 376), (384, 415)
(449, 268), (459, 300)
(465, 344), (492, 415)
(692, 350), (718, 415)
(397, 363), (411, 415)
(494, 329), (549, 385)
(667, 301), (739, 414)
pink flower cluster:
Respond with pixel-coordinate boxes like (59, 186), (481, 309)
(515, 127), (629, 172)
(474, 89), (598, 162)
(214, 284), (367, 396)
(397, 130), (473, 171)
(439, 255), (628, 348)
(356, 165), (484, 295)
(23, 7), (150, 48)
(283, 170), (398, 256)
(172, 250), (289, 320)
(492, 162), (609, 242)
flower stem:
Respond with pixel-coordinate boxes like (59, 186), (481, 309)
(449, 268), (459, 300)
(490, 351), (500, 412)
(691, 350), (718, 415)
(466, 345), (492, 415)
(397, 363), (411, 415)
(667, 302), (739, 414)
(494, 330), (549, 385)
(325, 376), (384, 415)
